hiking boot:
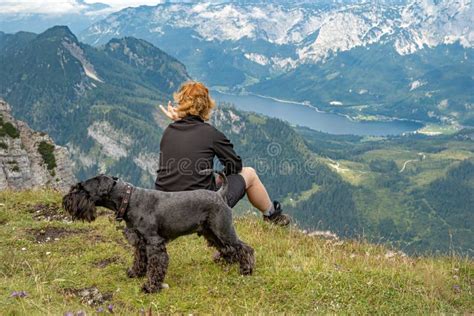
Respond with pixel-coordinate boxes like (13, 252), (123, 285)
(263, 201), (291, 226)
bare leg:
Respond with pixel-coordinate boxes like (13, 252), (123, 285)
(239, 167), (272, 214)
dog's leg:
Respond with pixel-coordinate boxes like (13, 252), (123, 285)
(234, 242), (255, 275)
(208, 206), (256, 275)
(123, 228), (148, 278)
(128, 241), (147, 278)
(200, 227), (232, 264)
(142, 236), (168, 293)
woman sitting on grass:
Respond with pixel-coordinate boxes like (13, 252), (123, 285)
(156, 81), (290, 226)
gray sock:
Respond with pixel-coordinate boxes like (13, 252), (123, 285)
(263, 203), (274, 217)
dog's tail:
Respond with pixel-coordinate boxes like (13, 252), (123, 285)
(199, 169), (228, 199)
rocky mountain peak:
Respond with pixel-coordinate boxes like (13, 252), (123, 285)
(0, 99), (76, 191)
(38, 25), (78, 43)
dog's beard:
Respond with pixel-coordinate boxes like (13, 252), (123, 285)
(62, 191), (97, 222)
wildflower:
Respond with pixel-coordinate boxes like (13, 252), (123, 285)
(453, 285), (461, 293)
(11, 291), (27, 298)
(108, 304), (114, 313)
(97, 307), (104, 313)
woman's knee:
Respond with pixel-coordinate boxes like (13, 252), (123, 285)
(240, 167), (258, 187)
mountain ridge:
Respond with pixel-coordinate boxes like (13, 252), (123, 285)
(81, 0), (473, 67)
(78, 0), (474, 125)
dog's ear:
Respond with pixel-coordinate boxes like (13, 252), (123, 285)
(97, 175), (116, 197)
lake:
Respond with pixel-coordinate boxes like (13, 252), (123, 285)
(212, 91), (423, 136)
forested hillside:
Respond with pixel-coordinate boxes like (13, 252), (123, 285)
(0, 26), (190, 185)
(298, 126), (474, 255)
(212, 106), (361, 237)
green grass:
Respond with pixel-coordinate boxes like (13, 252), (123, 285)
(0, 191), (472, 314)
(284, 183), (321, 206)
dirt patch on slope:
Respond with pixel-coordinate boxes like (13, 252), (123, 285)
(93, 256), (121, 268)
(28, 227), (88, 243)
(63, 287), (113, 306)
(28, 203), (71, 222)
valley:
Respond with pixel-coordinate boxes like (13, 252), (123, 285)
(0, 0), (472, 257)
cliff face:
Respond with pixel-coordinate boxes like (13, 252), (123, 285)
(0, 100), (75, 191)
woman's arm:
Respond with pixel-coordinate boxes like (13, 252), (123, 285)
(213, 129), (243, 175)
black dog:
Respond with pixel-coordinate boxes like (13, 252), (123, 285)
(62, 172), (255, 293)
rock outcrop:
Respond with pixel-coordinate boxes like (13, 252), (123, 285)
(0, 100), (76, 191)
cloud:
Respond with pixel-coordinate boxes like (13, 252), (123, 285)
(0, 0), (165, 15)
(85, 0), (164, 10)
(0, 0), (86, 14)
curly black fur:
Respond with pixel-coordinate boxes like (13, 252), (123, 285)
(62, 184), (97, 222)
(62, 174), (255, 293)
(142, 242), (169, 293)
(124, 228), (147, 278)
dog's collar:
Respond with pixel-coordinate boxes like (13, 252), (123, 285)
(116, 184), (133, 222)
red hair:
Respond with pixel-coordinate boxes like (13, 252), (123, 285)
(174, 81), (215, 121)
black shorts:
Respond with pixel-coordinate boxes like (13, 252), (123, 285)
(220, 174), (246, 208)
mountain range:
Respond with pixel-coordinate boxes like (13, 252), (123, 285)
(79, 0), (474, 125)
(0, 18), (473, 254)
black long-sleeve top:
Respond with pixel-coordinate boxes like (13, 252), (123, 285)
(155, 115), (242, 192)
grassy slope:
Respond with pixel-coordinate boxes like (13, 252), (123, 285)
(0, 191), (472, 315)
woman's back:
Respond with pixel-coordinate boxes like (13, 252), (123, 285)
(155, 115), (242, 192)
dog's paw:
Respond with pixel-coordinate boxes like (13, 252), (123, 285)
(141, 283), (169, 293)
(141, 282), (169, 293)
(141, 283), (159, 294)
(212, 251), (224, 263)
(239, 265), (254, 276)
(127, 268), (146, 278)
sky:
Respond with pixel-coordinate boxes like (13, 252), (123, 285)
(0, 0), (166, 15)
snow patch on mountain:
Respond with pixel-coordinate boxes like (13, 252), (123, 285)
(244, 53), (269, 66)
(395, 0), (473, 55)
(81, 0), (473, 68)
(297, 11), (385, 61)
(409, 80), (426, 91)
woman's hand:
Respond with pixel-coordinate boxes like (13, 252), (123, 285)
(159, 101), (179, 121)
